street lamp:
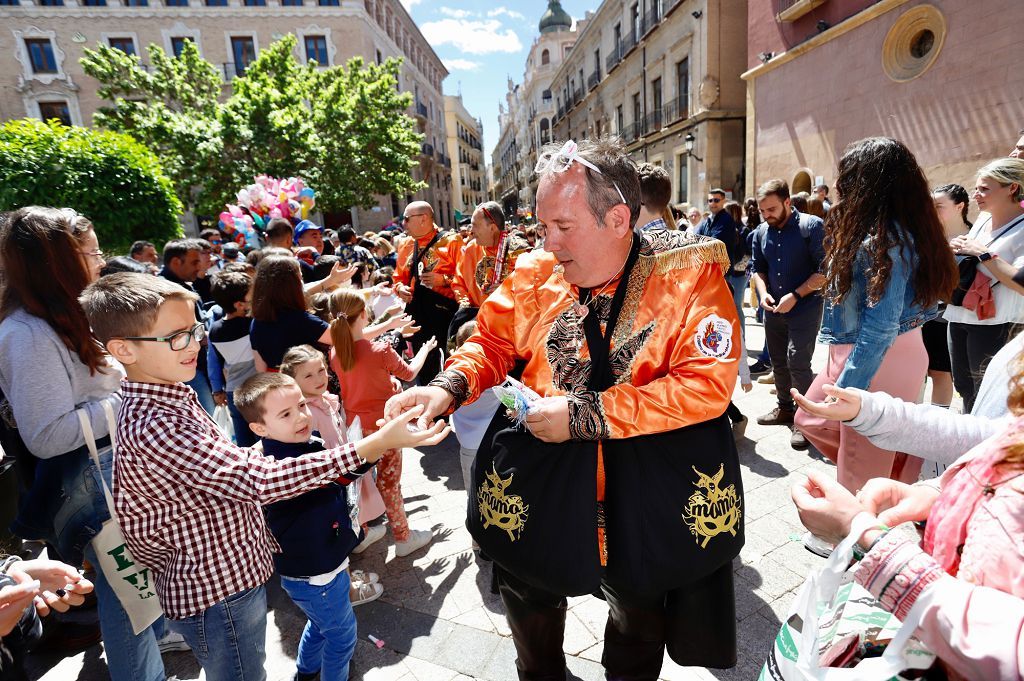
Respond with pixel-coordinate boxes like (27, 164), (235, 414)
(684, 132), (703, 162)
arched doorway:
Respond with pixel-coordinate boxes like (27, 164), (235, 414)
(791, 169), (813, 194)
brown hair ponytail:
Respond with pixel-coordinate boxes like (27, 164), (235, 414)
(328, 289), (365, 372)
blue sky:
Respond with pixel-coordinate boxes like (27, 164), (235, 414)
(401, 0), (597, 160)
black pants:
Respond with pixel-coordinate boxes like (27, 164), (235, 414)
(407, 287), (457, 383)
(496, 563), (736, 680)
(764, 301), (823, 411)
(948, 321), (1014, 413)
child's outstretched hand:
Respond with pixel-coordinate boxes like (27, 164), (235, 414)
(357, 405), (450, 462)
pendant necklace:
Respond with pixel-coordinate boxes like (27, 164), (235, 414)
(573, 254), (629, 322)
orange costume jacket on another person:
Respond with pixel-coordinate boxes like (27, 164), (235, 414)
(451, 231), (532, 309)
(393, 226), (460, 301)
(431, 229), (740, 440)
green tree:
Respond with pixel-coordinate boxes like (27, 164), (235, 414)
(82, 35), (424, 217)
(0, 118), (183, 253)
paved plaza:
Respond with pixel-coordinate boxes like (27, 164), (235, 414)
(26, 309), (873, 681)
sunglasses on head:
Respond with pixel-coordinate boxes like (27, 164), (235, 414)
(535, 140), (628, 206)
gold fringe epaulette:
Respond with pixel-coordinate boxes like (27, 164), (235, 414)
(641, 231), (731, 275)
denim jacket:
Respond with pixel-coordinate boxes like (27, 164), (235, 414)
(818, 235), (938, 390)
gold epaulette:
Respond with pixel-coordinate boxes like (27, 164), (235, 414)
(640, 231), (731, 275)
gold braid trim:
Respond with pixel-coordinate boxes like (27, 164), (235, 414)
(652, 239), (730, 276)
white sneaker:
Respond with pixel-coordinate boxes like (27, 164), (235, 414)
(157, 630), (190, 653)
(394, 529), (433, 557)
(352, 524), (386, 554)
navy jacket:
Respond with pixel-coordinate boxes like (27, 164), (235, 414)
(697, 210), (742, 267)
(262, 436), (364, 578)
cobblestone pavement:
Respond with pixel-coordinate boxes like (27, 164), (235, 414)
(28, 309), (863, 681)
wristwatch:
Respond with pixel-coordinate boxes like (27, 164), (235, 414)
(979, 252), (995, 262)
(792, 289), (803, 301)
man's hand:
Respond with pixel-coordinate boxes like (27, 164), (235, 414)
(383, 386), (454, 428)
(419, 271), (442, 288)
(791, 384), (862, 422)
(760, 293), (777, 313)
(396, 283), (413, 303)
(524, 397), (571, 443)
(774, 293), (798, 314)
(857, 479), (940, 527)
(213, 391), (228, 407)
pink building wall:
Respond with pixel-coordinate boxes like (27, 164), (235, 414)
(746, 0), (1024, 206)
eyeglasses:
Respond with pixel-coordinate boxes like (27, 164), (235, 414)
(80, 249), (105, 261)
(122, 323), (206, 351)
(534, 140), (628, 206)
(707, 198), (722, 204)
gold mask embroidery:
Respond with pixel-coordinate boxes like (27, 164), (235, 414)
(478, 464), (529, 541)
(682, 464), (742, 548)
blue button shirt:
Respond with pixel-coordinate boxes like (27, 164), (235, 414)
(751, 209), (825, 314)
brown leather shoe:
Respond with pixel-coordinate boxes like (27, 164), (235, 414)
(757, 407), (795, 426)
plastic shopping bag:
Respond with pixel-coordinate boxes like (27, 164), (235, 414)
(213, 404), (235, 440)
(759, 515), (937, 681)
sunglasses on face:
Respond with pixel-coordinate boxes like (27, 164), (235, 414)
(708, 198), (722, 204)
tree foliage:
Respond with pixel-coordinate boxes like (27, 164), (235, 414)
(81, 35), (424, 217)
(0, 118), (183, 253)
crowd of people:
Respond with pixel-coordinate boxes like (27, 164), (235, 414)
(0, 130), (1022, 681)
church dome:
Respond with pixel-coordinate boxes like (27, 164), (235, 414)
(539, 0), (572, 34)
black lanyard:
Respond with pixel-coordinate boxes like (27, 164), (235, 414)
(580, 233), (642, 392)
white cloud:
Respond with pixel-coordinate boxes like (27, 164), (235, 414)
(443, 58), (481, 71)
(488, 7), (525, 20)
(420, 19), (523, 55)
(399, 0), (421, 10)
(439, 6), (473, 18)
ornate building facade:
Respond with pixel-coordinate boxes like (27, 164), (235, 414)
(444, 93), (485, 218)
(0, 0), (452, 231)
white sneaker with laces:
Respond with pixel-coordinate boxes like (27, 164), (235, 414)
(394, 529), (433, 557)
(352, 523), (386, 554)
(157, 631), (190, 654)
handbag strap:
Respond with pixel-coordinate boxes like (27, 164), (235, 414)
(76, 400), (119, 519)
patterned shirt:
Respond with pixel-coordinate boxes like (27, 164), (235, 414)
(114, 380), (361, 619)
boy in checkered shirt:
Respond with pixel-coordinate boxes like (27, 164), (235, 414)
(80, 272), (449, 681)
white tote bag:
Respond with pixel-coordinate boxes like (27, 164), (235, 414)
(759, 514), (938, 681)
(78, 402), (162, 635)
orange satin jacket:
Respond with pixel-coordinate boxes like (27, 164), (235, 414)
(451, 232), (532, 309)
(431, 230), (740, 440)
(393, 227), (459, 300)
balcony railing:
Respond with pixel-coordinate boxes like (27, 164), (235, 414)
(642, 5), (663, 38)
(587, 70), (601, 91)
(662, 92), (690, 124)
(621, 30), (637, 58)
(643, 108), (663, 134)
(606, 43), (622, 73)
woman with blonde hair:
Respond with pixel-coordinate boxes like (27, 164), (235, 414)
(944, 157), (1024, 412)
(328, 289), (438, 557)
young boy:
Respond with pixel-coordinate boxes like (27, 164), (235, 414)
(208, 270), (259, 446)
(235, 372), (375, 681)
(79, 272), (449, 681)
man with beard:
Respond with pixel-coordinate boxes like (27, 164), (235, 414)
(750, 179), (826, 450)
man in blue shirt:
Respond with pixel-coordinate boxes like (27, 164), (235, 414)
(750, 179), (826, 450)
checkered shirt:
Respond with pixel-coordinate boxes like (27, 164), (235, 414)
(115, 380), (361, 619)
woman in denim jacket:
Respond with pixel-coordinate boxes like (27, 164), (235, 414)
(0, 208), (166, 681)
(795, 138), (957, 495)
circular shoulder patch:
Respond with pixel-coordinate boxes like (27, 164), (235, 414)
(694, 314), (735, 362)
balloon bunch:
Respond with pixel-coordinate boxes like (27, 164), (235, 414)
(218, 175), (316, 247)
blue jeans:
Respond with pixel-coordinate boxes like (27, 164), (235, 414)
(280, 569), (357, 681)
(168, 585), (268, 681)
(726, 272), (747, 340)
(187, 372), (216, 416)
(227, 391), (258, 447)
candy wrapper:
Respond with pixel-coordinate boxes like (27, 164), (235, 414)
(491, 377), (542, 428)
